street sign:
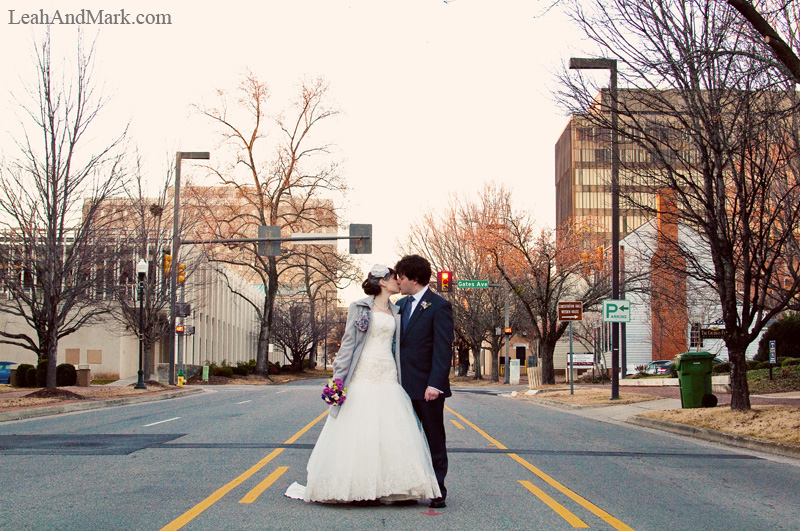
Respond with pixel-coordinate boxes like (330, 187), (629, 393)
(566, 353), (594, 368)
(558, 301), (583, 321)
(456, 280), (489, 288)
(769, 340), (777, 364)
(602, 299), (631, 322)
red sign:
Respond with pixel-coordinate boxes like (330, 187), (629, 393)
(558, 301), (583, 321)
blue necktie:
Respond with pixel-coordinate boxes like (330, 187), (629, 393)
(402, 297), (413, 329)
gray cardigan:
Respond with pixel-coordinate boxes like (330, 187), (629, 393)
(328, 295), (402, 418)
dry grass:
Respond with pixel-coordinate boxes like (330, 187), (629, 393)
(514, 387), (659, 405)
(642, 406), (800, 446)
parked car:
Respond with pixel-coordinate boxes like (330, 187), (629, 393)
(663, 356), (725, 376)
(644, 360), (672, 375)
(0, 361), (16, 384)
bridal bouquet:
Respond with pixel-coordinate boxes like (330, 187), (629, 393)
(321, 378), (347, 406)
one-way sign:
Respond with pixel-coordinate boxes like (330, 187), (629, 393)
(603, 299), (631, 323)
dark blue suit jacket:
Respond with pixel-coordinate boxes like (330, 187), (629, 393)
(399, 288), (454, 400)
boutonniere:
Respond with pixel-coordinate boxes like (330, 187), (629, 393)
(420, 301), (431, 310)
(354, 308), (370, 332)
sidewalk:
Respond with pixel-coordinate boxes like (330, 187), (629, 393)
(519, 385), (800, 460)
(0, 384), (203, 422)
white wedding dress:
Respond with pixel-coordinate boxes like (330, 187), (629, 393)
(285, 311), (441, 503)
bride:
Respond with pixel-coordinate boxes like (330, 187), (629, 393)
(285, 264), (441, 504)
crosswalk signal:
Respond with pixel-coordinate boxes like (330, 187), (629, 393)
(437, 270), (453, 292)
(163, 254), (173, 275)
(177, 264), (186, 283)
(504, 327), (513, 336)
(175, 324), (185, 334)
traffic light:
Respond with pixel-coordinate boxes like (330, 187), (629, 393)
(504, 327), (513, 336)
(177, 264), (186, 283)
(163, 253), (173, 275)
(437, 270), (453, 292)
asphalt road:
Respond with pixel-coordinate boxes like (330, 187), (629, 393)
(1, 381), (799, 530)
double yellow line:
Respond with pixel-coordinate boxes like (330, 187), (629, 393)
(162, 405), (633, 530)
(160, 410), (328, 531)
(445, 405), (634, 530)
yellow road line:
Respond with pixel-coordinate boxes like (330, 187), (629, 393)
(519, 480), (589, 528)
(445, 405), (634, 531)
(450, 419), (465, 429)
(160, 410), (328, 531)
(239, 466), (290, 504)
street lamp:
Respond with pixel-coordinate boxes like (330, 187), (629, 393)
(569, 57), (621, 399)
(169, 151), (210, 385)
(135, 259), (148, 390)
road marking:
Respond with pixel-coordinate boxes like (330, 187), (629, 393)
(450, 420), (465, 429)
(144, 417), (181, 427)
(160, 410), (328, 531)
(236, 400), (253, 404)
(445, 405), (635, 531)
(239, 466), (289, 503)
(519, 480), (588, 528)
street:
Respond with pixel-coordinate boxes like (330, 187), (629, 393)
(1, 381), (799, 530)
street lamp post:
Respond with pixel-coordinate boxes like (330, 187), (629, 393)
(135, 259), (148, 390)
(169, 151), (210, 385)
(569, 57), (621, 399)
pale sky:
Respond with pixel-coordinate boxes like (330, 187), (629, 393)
(1, 0), (592, 304)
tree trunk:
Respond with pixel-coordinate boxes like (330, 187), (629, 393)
(490, 348), (500, 382)
(729, 343), (751, 411)
(539, 341), (556, 385)
(256, 317), (270, 375)
(471, 346), (483, 379)
(46, 341), (58, 389)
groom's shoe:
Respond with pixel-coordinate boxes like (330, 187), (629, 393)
(429, 497), (446, 509)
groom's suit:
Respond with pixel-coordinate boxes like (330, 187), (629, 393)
(399, 287), (454, 499)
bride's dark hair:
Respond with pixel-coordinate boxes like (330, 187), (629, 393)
(361, 267), (395, 296)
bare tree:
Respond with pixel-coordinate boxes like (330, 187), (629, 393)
(464, 184), (610, 385)
(271, 299), (316, 371)
(404, 197), (521, 381)
(0, 32), (127, 388)
(190, 73), (353, 375)
(726, 0), (800, 83)
(559, 0), (800, 409)
(104, 155), (208, 379)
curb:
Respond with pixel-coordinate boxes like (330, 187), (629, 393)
(627, 415), (800, 460)
(0, 387), (204, 422)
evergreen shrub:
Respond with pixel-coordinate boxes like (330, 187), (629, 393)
(14, 364), (34, 387)
(56, 364), (78, 386)
(25, 366), (38, 387)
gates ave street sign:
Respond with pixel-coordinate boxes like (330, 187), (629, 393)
(558, 301), (583, 321)
(602, 299), (631, 323)
(456, 280), (489, 288)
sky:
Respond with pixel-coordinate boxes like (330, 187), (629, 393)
(1, 0), (594, 304)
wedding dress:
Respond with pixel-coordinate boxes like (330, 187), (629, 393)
(285, 311), (441, 503)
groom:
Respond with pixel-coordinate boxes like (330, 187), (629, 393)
(395, 254), (454, 509)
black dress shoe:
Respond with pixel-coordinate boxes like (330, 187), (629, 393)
(429, 497), (447, 509)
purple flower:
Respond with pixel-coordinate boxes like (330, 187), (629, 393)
(321, 378), (347, 406)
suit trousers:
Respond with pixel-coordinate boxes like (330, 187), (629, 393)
(412, 395), (448, 499)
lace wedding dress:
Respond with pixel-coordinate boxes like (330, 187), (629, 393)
(285, 311), (441, 503)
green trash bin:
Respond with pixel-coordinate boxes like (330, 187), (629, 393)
(674, 352), (718, 408)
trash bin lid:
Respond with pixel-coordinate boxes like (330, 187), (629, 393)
(677, 351), (716, 359)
